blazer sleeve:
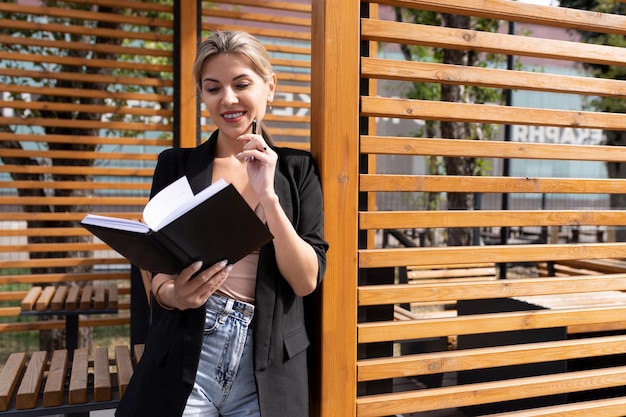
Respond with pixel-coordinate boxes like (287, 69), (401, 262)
(286, 150), (329, 285)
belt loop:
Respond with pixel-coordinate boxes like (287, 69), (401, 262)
(224, 298), (234, 315)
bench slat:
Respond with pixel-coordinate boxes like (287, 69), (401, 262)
(69, 348), (89, 404)
(0, 352), (26, 411)
(50, 285), (68, 310)
(43, 349), (68, 407)
(65, 285), (80, 310)
(16, 351), (47, 410)
(108, 286), (119, 310)
(65, 286), (81, 310)
(35, 286), (56, 311)
(20, 287), (42, 311)
(80, 285), (93, 310)
(115, 345), (134, 398)
(94, 347), (112, 402)
(0, 344), (144, 413)
(94, 285), (106, 310)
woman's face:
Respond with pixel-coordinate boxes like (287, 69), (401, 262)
(200, 53), (275, 141)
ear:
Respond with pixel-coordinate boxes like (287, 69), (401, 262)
(267, 72), (277, 102)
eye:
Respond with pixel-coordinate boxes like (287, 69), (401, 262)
(205, 86), (220, 94)
(236, 82), (252, 90)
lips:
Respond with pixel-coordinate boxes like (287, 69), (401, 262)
(222, 111), (245, 121)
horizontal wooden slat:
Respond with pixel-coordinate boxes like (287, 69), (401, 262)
(362, 19), (626, 67)
(360, 137), (626, 162)
(0, 132), (171, 147)
(361, 58), (626, 97)
(0, 213), (142, 222)
(207, 8), (310, 28)
(360, 174), (626, 194)
(1, 18), (173, 43)
(359, 242), (626, 268)
(2, 100), (172, 118)
(356, 366), (626, 417)
(0, 316), (131, 333)
(205, 23), (311, 42)
(361, 97), (626, 130)
(0, 292), (28, 302)
(358, 306), (626, 343)
(0, 51), (171, 73)
(0, 67), (173, 88)
(0, 165), (155, 177)
(0, 35), (172, 58)
(375, 0), (626, 35)
(359, 274), (626, 306)
(0, 181), (150, 192)
(216, 0), (310, 13)
(484, 397), (626, 417)
(0, 3), (173, 28)
(0, 257), (129, 270)
(0, 148), (158, 161)
(2, 243), (136, 255)
(0, 196), (147, 206)
(0, 272), (130, 284)
(360, 210), (626, 230)
(358, 334), (626, 381)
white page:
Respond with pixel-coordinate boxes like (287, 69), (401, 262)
(143, 177), (230, 231)
(142, 176), (194, 230)
(81, 214), (150, 233)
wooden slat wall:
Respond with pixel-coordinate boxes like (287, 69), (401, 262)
(347, 0), (626, 416)
(0, 1), (312, 333)
(0, 0), (175, 331)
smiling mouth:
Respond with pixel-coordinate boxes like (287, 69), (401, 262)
(223, 111), (245, 120)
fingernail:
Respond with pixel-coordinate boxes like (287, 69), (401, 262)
(218, 260), (227, 268)
(225, 264), (234, 272)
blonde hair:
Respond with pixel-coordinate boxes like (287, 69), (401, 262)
(193, 30), (274, 90)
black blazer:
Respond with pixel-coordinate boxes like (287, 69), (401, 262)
(116, 132), (328, 417)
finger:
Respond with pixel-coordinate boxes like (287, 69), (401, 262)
(197, 265), (231, 300)
(179, 261), (203, 282)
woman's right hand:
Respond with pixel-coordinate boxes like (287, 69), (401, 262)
(153, 260), (232, 310)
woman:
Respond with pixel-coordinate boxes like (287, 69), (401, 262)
(116, 30), (328, 417)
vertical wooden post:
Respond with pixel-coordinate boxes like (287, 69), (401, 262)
(174, 0), (200, 148)
(311, 0), (360, 416)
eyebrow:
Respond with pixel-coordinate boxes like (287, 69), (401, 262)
(202, 73), (250, 85)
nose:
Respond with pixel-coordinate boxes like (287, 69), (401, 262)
(223, 87), (238, 104)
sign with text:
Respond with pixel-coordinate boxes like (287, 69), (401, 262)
(512, 125), (604, 145)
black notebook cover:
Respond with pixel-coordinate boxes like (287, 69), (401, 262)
(82, 184), (273, 274)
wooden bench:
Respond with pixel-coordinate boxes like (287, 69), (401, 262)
(0, 344), (143, 417)
(19, 284), (120, 353)
(20, 284), (119, 313)
(406, 262), (498, 283)
(538, 258), (626, 277)
(400, 263), (498, 318)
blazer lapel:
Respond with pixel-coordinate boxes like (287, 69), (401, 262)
(187, 132), (218, 193)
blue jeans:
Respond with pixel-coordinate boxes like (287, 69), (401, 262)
(183, 294), (259, 417)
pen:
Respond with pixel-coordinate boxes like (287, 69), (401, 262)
(252, 118), (257, 134)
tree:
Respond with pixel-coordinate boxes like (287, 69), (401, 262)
(394, 8), (504, 246)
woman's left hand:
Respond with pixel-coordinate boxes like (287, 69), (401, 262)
(236, 133), (277, 200)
